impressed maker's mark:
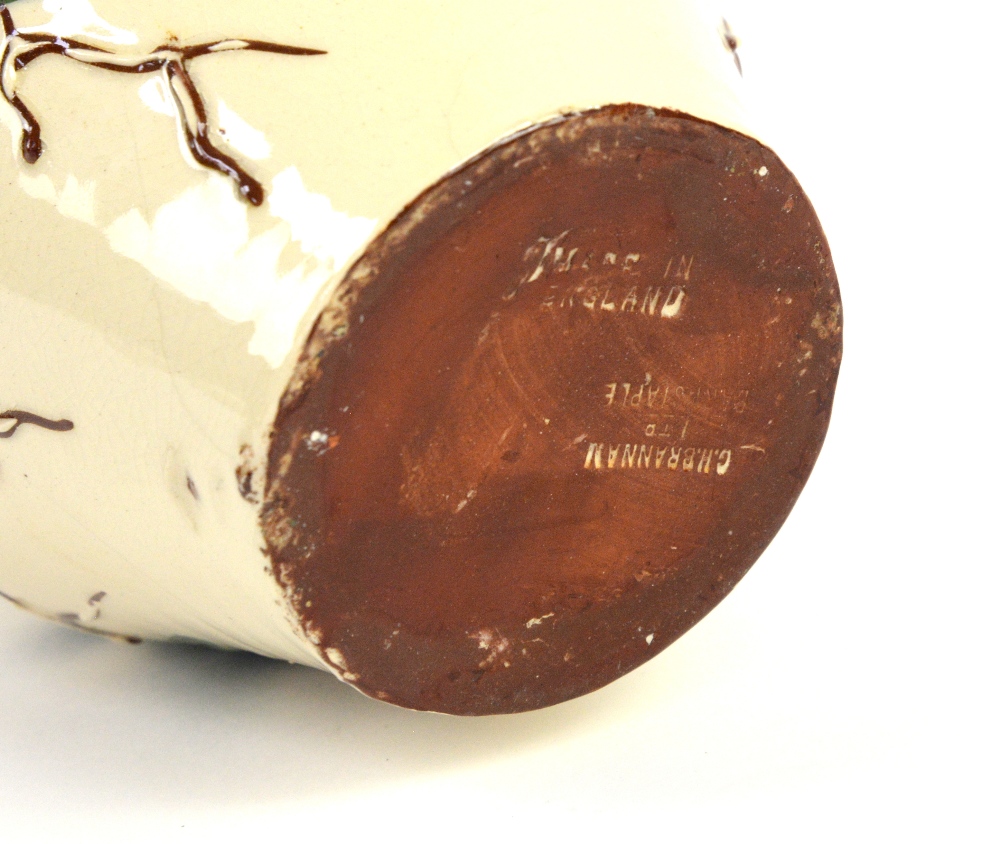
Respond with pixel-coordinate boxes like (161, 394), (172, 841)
(494, 234), (748, 479)
(583, 442), (732, 475)
(503, 232), (693, 318)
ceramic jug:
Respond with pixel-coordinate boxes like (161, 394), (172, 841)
(0, 0), (841, 714)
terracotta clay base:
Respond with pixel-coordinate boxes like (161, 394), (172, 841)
(264, 105), (842, 715)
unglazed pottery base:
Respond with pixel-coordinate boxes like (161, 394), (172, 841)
(265, 105), (842, 714)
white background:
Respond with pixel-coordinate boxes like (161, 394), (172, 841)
(2, 1), (997, 840)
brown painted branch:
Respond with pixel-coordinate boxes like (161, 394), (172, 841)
(0, 5), (14, 38)
(181, 38), (326, 60)
(164, 58), (264, 206)
(13, 42), (67, 69)
(6, 91), (41, 161)
(16, 31), (112, 52)
(0, 5), (324, 204)
(0, 410), (75, 439)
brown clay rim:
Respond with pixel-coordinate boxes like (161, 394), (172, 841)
(264, 104), (842, 715)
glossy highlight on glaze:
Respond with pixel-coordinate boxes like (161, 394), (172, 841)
(0, 3), (325, 205)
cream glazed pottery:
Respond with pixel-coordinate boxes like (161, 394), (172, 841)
(0, 0), (842, 714)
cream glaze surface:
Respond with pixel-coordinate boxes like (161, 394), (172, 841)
(0, 0), (751, 669)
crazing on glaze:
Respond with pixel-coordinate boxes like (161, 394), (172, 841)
(0, 3), (325, 204)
